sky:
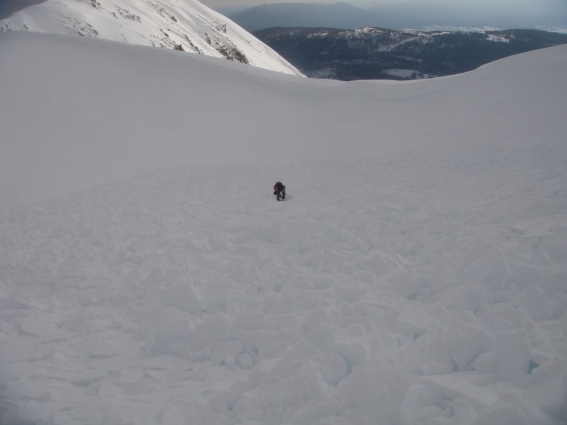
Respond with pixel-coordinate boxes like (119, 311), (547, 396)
(205, 0), (566, 18)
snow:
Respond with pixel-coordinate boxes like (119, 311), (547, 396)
(396, 304), (439, 336)
(539, 26), (567, 35)
(421, 374), (500, 409)
(383, 68), (416, 78)
(495, 330), (532, 384)
(0, 0), (301, 76)
(1, 31), (567, 425)
(486, 34), (510, 43)
(382, 69), (435, 79)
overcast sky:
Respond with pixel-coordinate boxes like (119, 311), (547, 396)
(205, 0), (566, 16)
(204, 0), (404, 7)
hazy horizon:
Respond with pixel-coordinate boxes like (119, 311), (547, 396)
(206, 0), (567, 24)
(206, 0), (566, 8)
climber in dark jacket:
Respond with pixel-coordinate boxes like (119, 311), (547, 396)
(273, 182), (286, 201)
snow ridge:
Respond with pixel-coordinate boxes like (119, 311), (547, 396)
(0, 0), (302, 75)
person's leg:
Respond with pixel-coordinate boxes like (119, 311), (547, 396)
(282, 190), (285, 199)
(277, 192), (281, 201)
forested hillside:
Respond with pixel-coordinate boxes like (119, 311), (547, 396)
(255, 28), (567, 80)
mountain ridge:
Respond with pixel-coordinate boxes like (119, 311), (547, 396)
(0, 0), (302, 75)
(254, 27), (567, 80)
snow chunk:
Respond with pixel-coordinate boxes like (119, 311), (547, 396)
(530, 348), (552, 367)
(511, 264), (541, 290)
(474, 350), (498, 373)
(396, 304), (439, 335)
(540, 271), (567, 296)
(437, 285), (485, 313)
(450, 370), (497, 386)
(521, 357), (567, 419)
(211, 340), (243, 366)
(150, 314), (192, 357)
(341, 357), (410, 424)
(495, 330), (531, 385)
(400, 383), (445, 424)
(71, 370), (108, 386)
(103, 412), (133, 425)
(519, 284), (551, 321)
(292, 401), (340, 425)
(20, 317), (64, 337)
(81, 337), (124, 358)
(237, 352), (254, 369)
(444, 327), (493, 370)
(161, 282), (202, 313)
(421, 374), (499, 409)
(141, 354), (193, 372)
(316, 352), (350, 386)
(114, 379), (156, 395)
(232, 311), (265, 332)
(10, 380), (52, 403)
(476, 393), (543, 425)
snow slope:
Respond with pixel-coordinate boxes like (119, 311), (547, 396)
(1, 32), (567, 425)
(0, 0), (302, 75)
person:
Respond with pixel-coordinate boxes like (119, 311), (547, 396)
(273, 181), (286, 201)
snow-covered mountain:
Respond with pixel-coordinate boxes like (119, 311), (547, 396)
(0, 0), (302, 75)
(1, 32), (567, 425)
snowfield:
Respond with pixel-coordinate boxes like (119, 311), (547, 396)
(1, 32), (567, 425)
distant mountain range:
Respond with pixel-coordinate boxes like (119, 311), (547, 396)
(229, 1), (567, 32)
(0, 0), (302, 75)
(254, 28), (567, 80)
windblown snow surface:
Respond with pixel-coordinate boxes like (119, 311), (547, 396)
(0, 0), (301, 76)
(1, 32), (567, 425)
